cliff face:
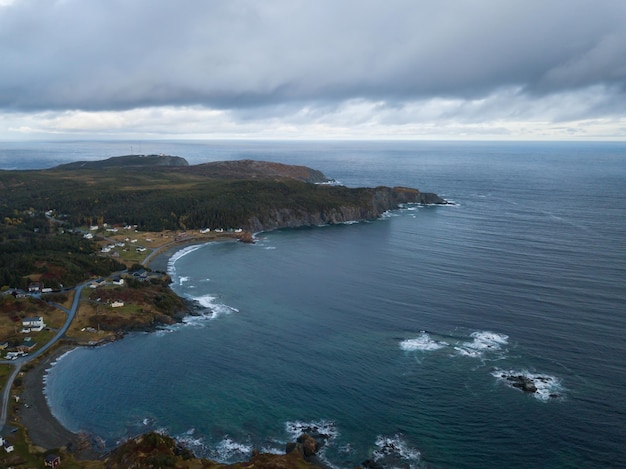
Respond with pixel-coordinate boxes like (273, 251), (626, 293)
(246, 186), (447, 232)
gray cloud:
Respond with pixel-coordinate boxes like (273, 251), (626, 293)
(1, 0), (625, 115)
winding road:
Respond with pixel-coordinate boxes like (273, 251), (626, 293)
(0, 281), (88, 432)
(0, 238), (191, 433)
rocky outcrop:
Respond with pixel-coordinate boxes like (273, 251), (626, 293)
(105, 431), (324, 469)
(286, 434), (320, 459)
(246, 186), (448, 233)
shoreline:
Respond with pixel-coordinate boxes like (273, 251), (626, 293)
(20, 344), (82, 450)
(18, 240), (205, 455)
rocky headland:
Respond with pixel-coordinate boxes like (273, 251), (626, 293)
(0, 155), (448, 468)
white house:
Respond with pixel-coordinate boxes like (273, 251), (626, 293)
(111, 300), (124, 308)
(23, 317), (45, 330)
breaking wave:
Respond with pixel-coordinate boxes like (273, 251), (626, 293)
(453, 331), (509, 358)
(400, 330), (508, 359)
(400, 332), (446, 351)
(210, 437), (254, 462)
(372, 434), (421, 469)
(167, 243), (208, 278)
(285, 419), (338, 442)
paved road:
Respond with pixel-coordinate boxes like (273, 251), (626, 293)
(0, 281), (88, 432)
(0, 242), (171, 433)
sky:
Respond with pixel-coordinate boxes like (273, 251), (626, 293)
(1, 0), (626, 141)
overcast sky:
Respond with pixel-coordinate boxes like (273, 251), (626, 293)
(1, 0), (626, 140)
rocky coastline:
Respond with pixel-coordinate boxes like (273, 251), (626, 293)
(246, 186), (448, 232)
(4, 158), (449, 467)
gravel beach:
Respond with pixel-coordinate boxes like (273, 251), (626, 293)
(20, 345), (79, 449)
(17, 241), (209, 455)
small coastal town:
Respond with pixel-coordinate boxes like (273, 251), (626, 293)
(0, 219), (247, 468)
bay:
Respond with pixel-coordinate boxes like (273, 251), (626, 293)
(10, 140), (624, 468)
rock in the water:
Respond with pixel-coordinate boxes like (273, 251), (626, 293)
(297, 434), (320, 457)
(505, 375), (538, 393)
(286, 433), (323, 461)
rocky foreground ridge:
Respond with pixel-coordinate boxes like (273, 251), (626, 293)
(105, 431), (327, 469)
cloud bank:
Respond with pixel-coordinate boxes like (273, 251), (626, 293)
(1, 0), (625, 139)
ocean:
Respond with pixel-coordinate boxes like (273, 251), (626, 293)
(3, 140), (625, 468)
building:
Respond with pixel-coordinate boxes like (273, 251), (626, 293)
(17, 338), (37, 352)
(22, 317), (45, 330)
(44, 453), (62, 467)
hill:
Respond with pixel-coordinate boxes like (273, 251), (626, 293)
(53, 154), (189, 170)
(0, 157), (446, 288)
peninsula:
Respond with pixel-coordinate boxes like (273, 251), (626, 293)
(0, 155), (447, 467)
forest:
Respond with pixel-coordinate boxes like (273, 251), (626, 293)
(0, 158), (437, 290)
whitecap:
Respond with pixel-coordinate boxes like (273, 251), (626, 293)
(492, 368), (564, 401)
(454, 331), (509, 358)
(400, 332), (446, 352)
(372, 434), (421, 468)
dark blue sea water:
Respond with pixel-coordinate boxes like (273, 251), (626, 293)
(4, 140), (625, 468)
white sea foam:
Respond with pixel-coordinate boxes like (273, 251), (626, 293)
(178, 276), (190, 286)
(492, 368), (564, 401)
(400, 332), (446, 352)
(285, 419), (338, 441)
(454, 331), (509, 358)
(167, 243), (210, 278)
(211, 437), (253, 462)
(381, 210), (398, 218)
(259, 445), (284, 455)
(194, 294), (239, 316)
(47, 347), (77, 368)
(155, 294), (238, 333)
(400, 330), (510, 360)
(172, 428), (209, 456)
(372, 434), (421, 468)
(43, 347), (79, 388)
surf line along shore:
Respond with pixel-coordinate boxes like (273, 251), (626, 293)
(14, 236), (227, 456)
